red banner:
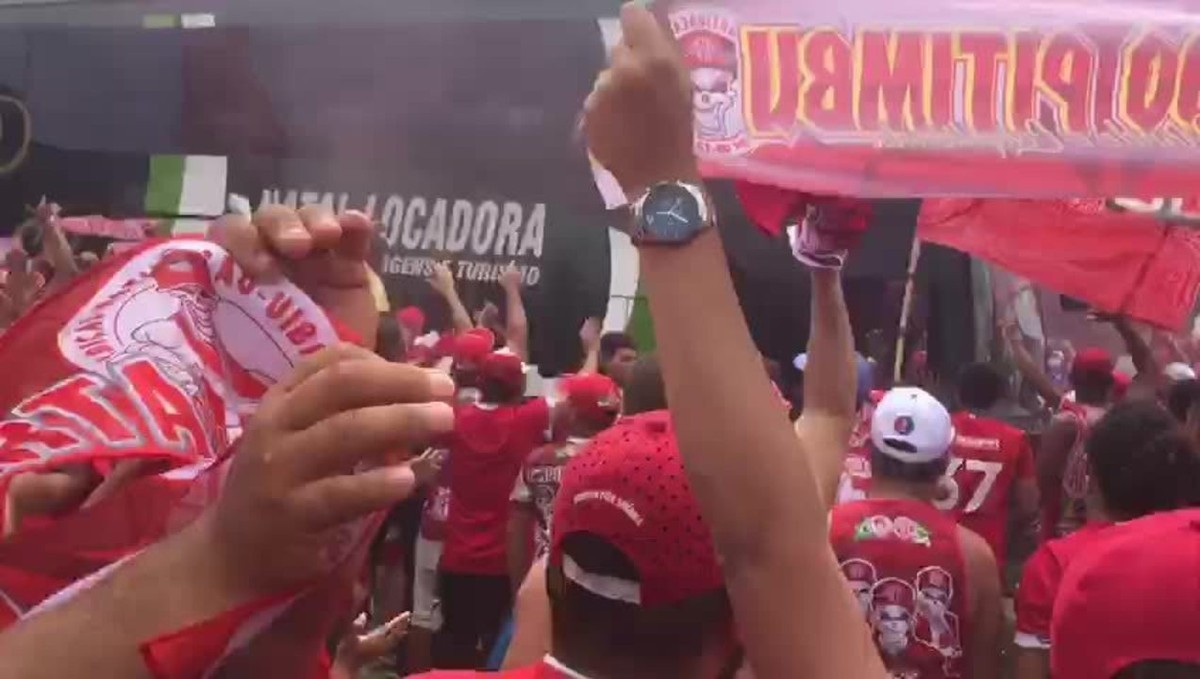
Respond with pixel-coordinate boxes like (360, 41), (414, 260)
(57, 216), (158, 240)
(670, 2), (1200, 197)
(918, 199), (1200, 330)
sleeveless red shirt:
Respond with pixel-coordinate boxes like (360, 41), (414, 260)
(831, 498), (971, 679)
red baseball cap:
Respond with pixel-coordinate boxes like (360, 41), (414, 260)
(395, 306), (426, 334)
(453, 328), (495, 367)
(1051, 508), (1200, 678)
(479, 349), (524, 388)
(558, 373), (621, 422)
(1111, 371), (1132, 400)
(549, 411), (724, 607)
(1071, 347), (1115, 378)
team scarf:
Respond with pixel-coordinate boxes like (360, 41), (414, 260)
(0, 238), (381, 677)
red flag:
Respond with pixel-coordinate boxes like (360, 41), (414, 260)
(0, 238), (376, 676)
(918, 199), (1200, 331)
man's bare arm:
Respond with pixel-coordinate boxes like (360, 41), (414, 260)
(793, 268), (858, 509)
(0, 518), (242, 679)
(500, 265), (530, 362)
(429, 262), (473, 334)
(961, 528), (1003, 679)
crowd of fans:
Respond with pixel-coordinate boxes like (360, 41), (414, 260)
(1, 4), (1199, 679)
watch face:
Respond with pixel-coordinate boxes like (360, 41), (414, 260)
(641, 183), (703, 242)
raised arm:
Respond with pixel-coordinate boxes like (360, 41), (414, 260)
(794, 268), (858, 508)
(499, 264), (530, 362)
(582, 5), (885, 677)
(429, 262), (473, 334)
(578, 317), (602, 374)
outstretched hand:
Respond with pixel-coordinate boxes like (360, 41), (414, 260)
(196, 343), (455, 597)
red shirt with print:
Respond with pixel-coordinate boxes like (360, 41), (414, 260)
(1013, 521), (1113, 652)
(409, 659), (571, 678)
(830, 498), (971, 679)
(941, 411), (1035, 567)
(440, 399), (549, 575)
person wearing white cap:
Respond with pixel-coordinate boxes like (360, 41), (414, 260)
(829, 387), (1003, 679)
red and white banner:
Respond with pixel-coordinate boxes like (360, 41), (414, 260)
(918, 199), (1200, 331)
(0, 239), (376, 675)
(57, 216), (158, 240)
(666, 0), (1200, 197)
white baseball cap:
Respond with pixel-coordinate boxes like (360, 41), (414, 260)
(1164, 362), (1196, 382)
(870, 387), (955, 464)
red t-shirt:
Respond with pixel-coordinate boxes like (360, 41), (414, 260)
(939, 411), (1035, 566)
(1013, 521), (1113, 651)
(835, 405), (875, 504)
(830, 498), (972, 679)
(440, 399), (550, 575)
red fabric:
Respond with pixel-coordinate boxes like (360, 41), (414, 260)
(1052, 510), (1200, 678)
(140, 590), (295, 679)
(396, 306), (426, 334)
(441, 399), (549, 575)
(835, 404), (876, 504)
(453, 329), (496, 366)
(830, 498), (971, 679)
(0, 238), (381, 678)
(918, 199), (1200, 331)
(550, 411), (724, 607)
(480, 351), (524, 389)
(734, 181), (872, 242)
(1014, 522), (1113, 649)
(946, 412), (1036, 567)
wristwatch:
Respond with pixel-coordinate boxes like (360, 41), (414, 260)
(630, 181), (713, 246)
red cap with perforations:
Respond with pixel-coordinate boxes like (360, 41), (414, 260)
(549, 410), (724, 607)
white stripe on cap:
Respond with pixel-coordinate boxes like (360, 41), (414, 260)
(562, 554), (641, 605)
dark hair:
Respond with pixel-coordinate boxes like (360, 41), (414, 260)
(548, 533), (732, 678)
(870, 446), (949, 484)
(1167, 379), (1200, 425)
(479, 376), (524, 404)
(957, 362), (1005, 410)
(1113, 661), (1200, 679)
(1086, 401), (1200, 520)
(623, 355), (667, 415)
(375, 313), (402, 362)
(599, 332), (637, 366)
(1072, 370), (1115, 406)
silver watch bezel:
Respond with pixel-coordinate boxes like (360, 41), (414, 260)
(631, 181), (712, 245)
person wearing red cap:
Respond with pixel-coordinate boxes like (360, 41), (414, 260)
(829, 387), (1003, 679)
(1050, 508), (1200, 679)
(508, 374), (622, 587)
(1037, 347), (1115, 540)
(450, 328), (496, 403)
(414, 412), (743, 679)
(1013, 401), (1200, 679)
(437, 348), (550, 669)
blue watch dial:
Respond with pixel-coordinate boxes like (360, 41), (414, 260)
(640, 183), (704, 242)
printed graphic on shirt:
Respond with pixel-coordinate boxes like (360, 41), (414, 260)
(841, 559), (965, 679)
(854, 515), (933, 547)
(518, 439), (587, 556)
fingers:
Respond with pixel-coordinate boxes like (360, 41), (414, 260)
(288, 402), (454, 481)
(357, 612), (412, 656)
(209, 214), (279, 279)
(268, 342), (379, 396)
(282, 359), (455, 430)
(335, 210), (374, 261)
(290, 464), (417, 531)
(619, 1), (669, 53)
(296, 204), (345, 251)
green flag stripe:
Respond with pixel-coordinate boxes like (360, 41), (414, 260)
(144, 154), (186, 217)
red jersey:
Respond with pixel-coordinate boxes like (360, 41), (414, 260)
(510, 437), (590, 558)
(1042, 404), (1105, 541)
(836, 404), (876, 504)
(937, 412), (1035, 566)
(441, 399), (550, 575)
(1013, 521), (1113, 651)
(418, 449), (451, 542)
(831, 498), (971, 679)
